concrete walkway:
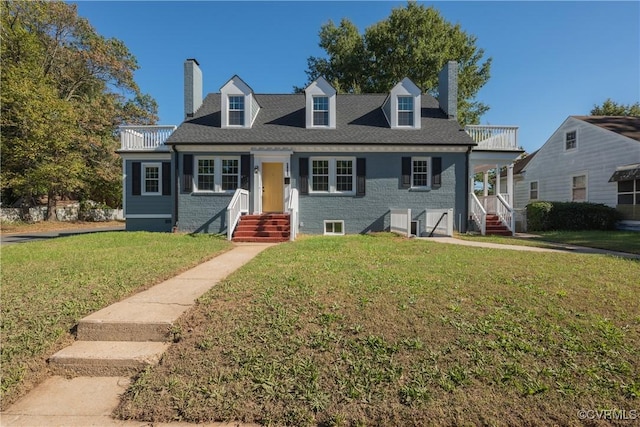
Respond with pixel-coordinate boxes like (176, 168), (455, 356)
(1, 225), (125, 245)
(422, 234), (640, 260)
(1, 243), (273, 427)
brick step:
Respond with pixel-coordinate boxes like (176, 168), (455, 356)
(49, 341), (170, 377)
(237, 220), (290, 227)
(235, 225), (290, 232)
(234, 231), (290, 238)
(232, 236), (290, 243)
(241, 214), (290, 220)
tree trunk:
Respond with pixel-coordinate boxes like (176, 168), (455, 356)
(46, 190), (56, 221)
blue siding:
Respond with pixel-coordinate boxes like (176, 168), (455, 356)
(177, 193), (232, 233)
(293, 152), (466, 235)
(126, 217), (172, 232)
(125, 160), (173, 215)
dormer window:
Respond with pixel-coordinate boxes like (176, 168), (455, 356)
(228, 96), (245, 126)
(313, 96), (329, 126)
(305, 77), (337, 129)
(397, 96), (414, 126)
(220, 75), (259, 129)
(382, 77), (421, 129)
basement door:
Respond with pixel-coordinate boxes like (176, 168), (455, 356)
(262, 162), (284, 212)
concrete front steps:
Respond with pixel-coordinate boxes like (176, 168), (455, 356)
(232, 213), (290, 243)
(485, 214), (512, 236)
(47, 244), (274, 377)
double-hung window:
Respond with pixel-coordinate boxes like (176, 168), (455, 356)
(195, 156), (240, 192)
(565, 130), (577, 150)
(412, 157), (430, 188)
(313, 96), (329, 126)
(617, 179), (640, 205)
(398, 96), (414, 126)
(529, 181), (539, 200)
(310, 157), (355, 194)
(228, 96), (245, 126)
(571, 174), (587, 202)
(142, 163), (161, 195)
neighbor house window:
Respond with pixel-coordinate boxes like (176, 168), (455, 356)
(313, 96), (329, 126)
(310, 157), (355, 194)
(194, 156), (240, 192)
(617, 179), (640, 205)
(529, 181), (539, 200)
(565, 130), (577, 150)
(228, 96), (245, 126)
(142, 163), (161, 195)
(572, 174), (587, 202)
(398, 96), (414, 126)
(412, 157), (430, 188)
(324, 220), (345, 235)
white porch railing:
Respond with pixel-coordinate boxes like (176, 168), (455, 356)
(465, 125), (519, 151)
(226, 189), (249, 240)
(119, 125), (176, 151)
(496, 193), (515, 236)
(287, 188), (299, 241)
(470, 193), (487, 235)
(390, 209), (411, 237)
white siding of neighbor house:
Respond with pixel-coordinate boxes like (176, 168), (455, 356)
(514, 117), (640, 208)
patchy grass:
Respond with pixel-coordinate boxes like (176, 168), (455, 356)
(0, 219), (124, 234)
(0, 232), (231, 408)
(116, 234), (640, 426)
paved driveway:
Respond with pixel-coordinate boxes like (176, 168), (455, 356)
(1, 226), (125, 245)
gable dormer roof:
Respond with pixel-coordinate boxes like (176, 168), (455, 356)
(304, 76), (337, 129)
(220, 75), (260, 128)
(382, 77), (422, 129)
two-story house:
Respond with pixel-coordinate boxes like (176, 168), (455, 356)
(117, 59), (522, 240)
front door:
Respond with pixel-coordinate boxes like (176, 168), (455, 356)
(262, 162), (283, 212)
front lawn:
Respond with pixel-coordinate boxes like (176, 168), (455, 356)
(116, 234), (640, 426)
(0, 232), (231, 408)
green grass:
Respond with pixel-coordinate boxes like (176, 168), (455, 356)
(535, 230), (640, 254)
(115, 234), (640, 426)
(459, 230), (640, 255)
(0, 232), (231, 408)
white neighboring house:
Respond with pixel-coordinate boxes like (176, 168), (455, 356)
(506, 116), (640, 226)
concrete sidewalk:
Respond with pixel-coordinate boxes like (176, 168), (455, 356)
(1, 243), (273, 427)
(422, 235), (640, 260)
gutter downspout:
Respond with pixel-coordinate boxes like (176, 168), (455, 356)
(171, 145), (179, 232)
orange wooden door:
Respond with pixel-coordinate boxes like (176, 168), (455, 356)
(262, 162), (283, 212)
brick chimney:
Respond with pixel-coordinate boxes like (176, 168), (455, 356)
(438, 61), (458, 120)
(184, 58), (202, 118)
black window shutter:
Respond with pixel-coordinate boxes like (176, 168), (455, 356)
(162, 162), (171, 195)
(240, 154), (250, 190)
(299, 157), (309, 195)
(182, 154), (193, 193)
(401, 157), (411, 188)
(132, 162), (141, 196)
(432, 157), (442, 189)
(356, 158), (366, 196)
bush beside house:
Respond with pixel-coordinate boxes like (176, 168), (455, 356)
(526, 201), (621, 231)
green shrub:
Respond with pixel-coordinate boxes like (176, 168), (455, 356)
(526, 201), (621, 231)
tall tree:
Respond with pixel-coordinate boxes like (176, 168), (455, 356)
(299, 2), (491, 125)
(590, 99), (640, 117)
(1, 0), (157, 217)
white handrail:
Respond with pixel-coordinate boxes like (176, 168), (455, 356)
(470, 193), (487, 235)
(496, 193), (515, 235)
(119, 125), (176, 151)
(464, 125), (519, 150)
(287, 188), (299, 241)
(226, 189), (249, 240)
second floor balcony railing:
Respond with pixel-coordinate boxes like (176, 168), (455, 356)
(119, 125), (177, 151)
(465, 125), (520, 151)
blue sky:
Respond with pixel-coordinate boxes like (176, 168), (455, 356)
(73, 1), (639, 154)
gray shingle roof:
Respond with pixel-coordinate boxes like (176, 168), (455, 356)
(573, 116), (640, 143)
(167, 93), (475, 146)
